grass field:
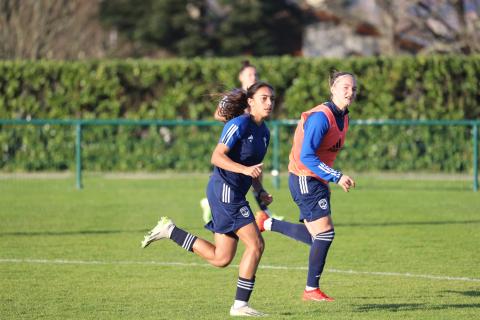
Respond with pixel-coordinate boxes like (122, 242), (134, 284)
(1, 174), (479, 319)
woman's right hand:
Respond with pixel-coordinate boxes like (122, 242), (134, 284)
(338, 174), (355, 192)
(243, 163), (263, 178)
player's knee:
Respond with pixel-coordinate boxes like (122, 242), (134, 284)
(213, 256), (234, 268)
(246, 237), (264, 257)
(258, 237), (265, 254)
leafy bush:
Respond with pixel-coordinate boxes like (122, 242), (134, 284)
(0, 56), (478, 172)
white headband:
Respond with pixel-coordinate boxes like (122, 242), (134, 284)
(331, 74), (352, 87)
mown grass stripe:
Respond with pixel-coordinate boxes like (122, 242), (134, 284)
(2, 258), (479, 283)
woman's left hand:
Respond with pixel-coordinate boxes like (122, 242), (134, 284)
(259, 190), (273, 206)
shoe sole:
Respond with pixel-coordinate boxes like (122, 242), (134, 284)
(302, 297), (334, 302)
(230, 310), (266, 316)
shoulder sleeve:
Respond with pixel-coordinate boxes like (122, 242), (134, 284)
(218, 117), (245, 149)
(301, 112), (330, 154)
(300, 112), (342, 183)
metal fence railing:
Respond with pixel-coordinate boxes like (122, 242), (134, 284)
(0, 118), (478, 191)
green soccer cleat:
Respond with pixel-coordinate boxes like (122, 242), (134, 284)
(200, 197), (212, 224)
(141, 216), (175, 248)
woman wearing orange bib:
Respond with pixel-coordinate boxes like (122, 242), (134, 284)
(256, 71), (357, 302)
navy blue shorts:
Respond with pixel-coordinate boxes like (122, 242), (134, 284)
(204, 178), (255, 234)
(289, 173), (331, 222)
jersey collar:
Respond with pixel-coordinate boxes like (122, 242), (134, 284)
(325, 101), (349, 117)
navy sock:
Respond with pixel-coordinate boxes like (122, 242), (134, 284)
(170, 226), (197, 252)
(271, 219), (312, 245)
(306, 229), (335, 288)
(235, 276), (255, 302)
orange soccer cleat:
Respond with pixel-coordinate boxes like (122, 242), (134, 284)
(255, 211), (270, 232)
(302, 288), (335, 302)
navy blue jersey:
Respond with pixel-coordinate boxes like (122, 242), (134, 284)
(212, 114), (270, 195)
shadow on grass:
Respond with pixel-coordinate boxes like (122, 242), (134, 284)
(356, 303), (424, 312)
(4, 220), (476, 236)
(0, 229), (146, 237)
(336, 219), (480, 228)
(0, 227), (206, 237)
(355, 303), (480, 312)
(356, 185), (471, 192)
(442, 290), (480, 297)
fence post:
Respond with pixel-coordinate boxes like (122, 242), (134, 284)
(272, 121), (280, 189)
(75, 122), (83, 189)
(473, 123), (478, 192)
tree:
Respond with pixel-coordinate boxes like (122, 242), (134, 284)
(100, 0), (306, 57)
(0, 0), (117, 59)
(100, 0), (212, 57)
(214, 0), (305, 56)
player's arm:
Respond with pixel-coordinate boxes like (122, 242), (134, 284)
(252, 176), (273, 206)
(211, 120), (262, 178)
(211, 144), (262, 178)
(300, 112), (354, 191)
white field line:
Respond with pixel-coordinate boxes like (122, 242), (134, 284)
(1, 258), (479, 283)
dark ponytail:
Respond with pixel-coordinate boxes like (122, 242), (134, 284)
(216, 81), (274, 121)
(217, 88), (248, 121)
(239, 60), (256, 75)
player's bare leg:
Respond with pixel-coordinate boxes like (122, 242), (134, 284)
(191, 233), (238, 267)
(229, 222), (266, 316)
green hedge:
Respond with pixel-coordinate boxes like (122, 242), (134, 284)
(0, 56), (479, 172)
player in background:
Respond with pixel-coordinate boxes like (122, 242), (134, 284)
(256, 71), (357, 302)
(142, 82), (275, 317)
(214, 60), (258, 122)
(201, 60), (282, 223)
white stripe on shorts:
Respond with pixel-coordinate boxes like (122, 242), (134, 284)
(299, 176), (309, 194)
(222, 183), (231, 203)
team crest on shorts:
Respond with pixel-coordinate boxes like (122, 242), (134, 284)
(239, 206), (250, 217)
(318, 199), (328, 210)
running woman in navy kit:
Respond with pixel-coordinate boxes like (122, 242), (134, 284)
(200, 60), (282, 224)
(141, 82), (275, 317)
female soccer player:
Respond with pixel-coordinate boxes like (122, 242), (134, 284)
(202, 61), (280, 224)
(142, 82), (275, 317)
(202, 61), (258, 223)
(256, 71), (357, 302)
(214, 60), (258, 122)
